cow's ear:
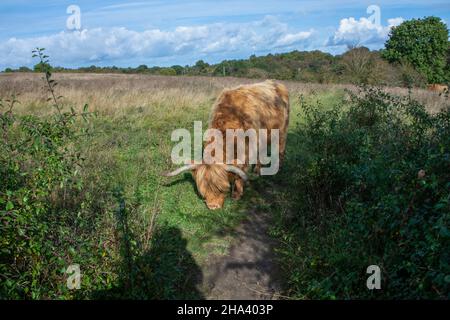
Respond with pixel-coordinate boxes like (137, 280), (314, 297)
(225, 165), (248, 181)
(225, 159), (248, 181)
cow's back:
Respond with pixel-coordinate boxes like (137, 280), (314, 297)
(209, 80), (289, 133)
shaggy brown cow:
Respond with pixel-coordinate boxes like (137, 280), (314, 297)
(164, 80), (290, 209)
(427, 84), (448, 93)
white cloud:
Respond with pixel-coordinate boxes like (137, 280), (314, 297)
(327, 16), (404, 47)
(274, 30), (314, 47)
(0, 16), (314, 68)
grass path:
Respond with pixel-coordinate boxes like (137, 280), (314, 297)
(201, 207), (282, 299)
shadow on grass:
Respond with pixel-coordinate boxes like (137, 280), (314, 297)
(92, 188), (204, 299)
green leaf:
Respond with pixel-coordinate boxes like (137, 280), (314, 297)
(6, 201), (14, 210)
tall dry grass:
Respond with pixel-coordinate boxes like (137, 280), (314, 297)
(1, 73), (447, 116)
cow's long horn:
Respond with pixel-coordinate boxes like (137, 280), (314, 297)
(225, 165), (248, 181)
(163, 164), (198, 177)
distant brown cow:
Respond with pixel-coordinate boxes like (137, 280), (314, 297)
(164, 80), (290, 209)
(427, 84), (448, 93)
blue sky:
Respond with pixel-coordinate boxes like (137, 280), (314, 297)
(0, 0), (448, 69)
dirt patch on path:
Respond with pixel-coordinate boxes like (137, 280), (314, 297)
(201, 209), (283, 300)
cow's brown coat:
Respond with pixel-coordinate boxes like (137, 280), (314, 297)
(192, 80), (290, 209)
(427, 84), (448, 93)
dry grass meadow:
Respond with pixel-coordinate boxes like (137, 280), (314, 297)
(0, 73), (444, 115)
(1, 72), (449, 299)
(1, 72), (446, 116)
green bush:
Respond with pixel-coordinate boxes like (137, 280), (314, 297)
(273, 87), (450, 299)
(0, 49), (97, 299)
(0, 50), (210, 300)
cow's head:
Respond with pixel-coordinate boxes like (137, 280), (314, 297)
(162, 163), (247, 210)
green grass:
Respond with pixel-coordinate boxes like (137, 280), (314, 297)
(86, 102), (246, 256)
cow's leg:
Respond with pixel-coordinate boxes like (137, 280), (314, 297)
(279, 142), (286, 164)
(232, 178), (244, 200)
(253, 162), (261, 175)
(279, 132), (287, 166)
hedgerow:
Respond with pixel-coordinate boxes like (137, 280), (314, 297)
(272, 87), (449, 299)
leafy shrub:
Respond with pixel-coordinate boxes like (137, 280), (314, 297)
(0, 50), (206, 300)
(0, 49), (96, 299)
(274, 87), (450, 299)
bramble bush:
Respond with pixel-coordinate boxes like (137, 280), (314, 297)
(0, 49), (98, 299)
(273, 87), (449, 299)
(0, 50), (205, 300)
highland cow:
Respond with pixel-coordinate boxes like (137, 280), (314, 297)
(427, 84), (448, 93)
(164, 80), (290, 210)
